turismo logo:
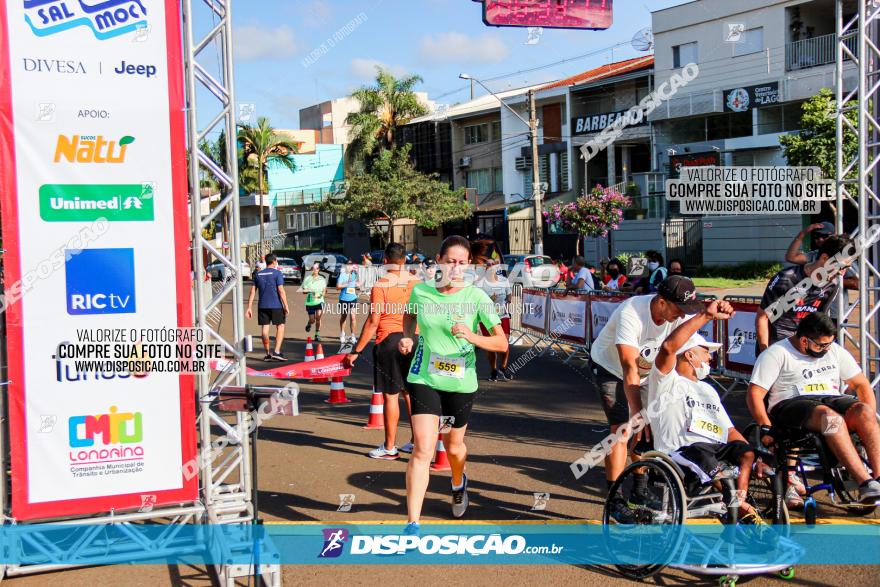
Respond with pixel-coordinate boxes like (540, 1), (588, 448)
(40, 184), (154, 222)
(54, 134), (134, 164)
(24, 0), (148, 41)
(65, 248), (136, 315)
(318, 528), (349, 558)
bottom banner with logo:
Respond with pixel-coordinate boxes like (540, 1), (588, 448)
(0, 523), (878, 565)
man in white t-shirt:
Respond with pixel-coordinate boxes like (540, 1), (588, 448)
(566, 256), (595, 291)
(590, 275), (701, 495)
(641, 302), (767, 525)
(748, 312), (880, 504)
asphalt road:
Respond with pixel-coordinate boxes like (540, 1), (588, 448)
(8, 285), (877, 586)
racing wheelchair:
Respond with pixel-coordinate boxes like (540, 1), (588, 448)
(745, 422), (877, 526)
(602, 449), (797, 586)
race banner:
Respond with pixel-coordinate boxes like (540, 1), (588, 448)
(589, 295), (628, 341)
(548, 292), (588, 344)
(521, 288), (548, 335)
(0, 0), (197, 519)
(721, 302), (761, 376)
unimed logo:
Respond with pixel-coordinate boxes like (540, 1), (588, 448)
(68, 406), (144, 464)
(24, 0), (148, 41)
(40, 184), (154, 221)
(54, 134), (134, 164)
(65, 248), (136, 315)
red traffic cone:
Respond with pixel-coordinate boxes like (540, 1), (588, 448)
(363, 388), (385, 429)
(325, 376), (351, 404)
(430, 433), (451, 471)
(312, 343), (328, 382)
(304, 337), (314, 362)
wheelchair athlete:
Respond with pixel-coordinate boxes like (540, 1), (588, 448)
(644, 301), (767, 525)
(747, 312), (880, 504)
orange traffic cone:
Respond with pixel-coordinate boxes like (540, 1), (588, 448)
(304, 337), (314, 362)
(363, 388), (385, 429)
(325, 376), (351, 404)
(430, 434), (451, 471)
(312, 343), (328, 382)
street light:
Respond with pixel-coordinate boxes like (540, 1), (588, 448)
(459, 74), (544, 255)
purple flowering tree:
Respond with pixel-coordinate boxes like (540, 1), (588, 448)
(542, 185), (631, 254)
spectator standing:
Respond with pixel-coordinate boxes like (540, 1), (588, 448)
(566, 256), (595, 291)
(245, 253), (289, 361)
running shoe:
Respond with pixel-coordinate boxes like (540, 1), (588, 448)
(271, 351), (285, 361)
(339, 333), (347, 344)
(608, 497), (637, 524)
(858, 479), (880, 504)
(628, 487), (663, 510)
(305, 322), (312, 333)
(315, 333), (321, 342)
(785, 485), (804, 509)
(349, 335), (358, 345)
(403, 522), (420, 536)
(788, 471), (807, 496)
(503, 367), (516, 380)
(496, 369), (509, 381)
(451, 474), (469, 518)
(739, 509), (774, 546)
(262, 354), (273, 361)
(368, 445), (399, 460)
(400, 442), (414, 454)
(488, 370), (498, 382)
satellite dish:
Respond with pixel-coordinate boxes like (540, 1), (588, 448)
(632, 27), (654, 52)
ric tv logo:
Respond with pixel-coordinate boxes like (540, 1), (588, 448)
(24, 0), (148, 41)
(65, 248), (136, 315)
(54, 134), (134, 164)
(68, 405), (144, 464)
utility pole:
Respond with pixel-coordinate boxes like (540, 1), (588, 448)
(529, 89), (544, 256)
(470, 79), (474, 100)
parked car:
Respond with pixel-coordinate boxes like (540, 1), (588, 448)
(276, 257), (301, 283)
(206, 261), (252, 281)
(301, 253), (349, 285)
(502, 254), (557, 286)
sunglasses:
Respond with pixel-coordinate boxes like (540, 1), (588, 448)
(806, 338), (834, 351)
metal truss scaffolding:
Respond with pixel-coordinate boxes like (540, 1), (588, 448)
(837, 0), (880, 391)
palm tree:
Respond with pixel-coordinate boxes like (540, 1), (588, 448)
(346, 67), (428, 168)
(237, 116), (299, 246)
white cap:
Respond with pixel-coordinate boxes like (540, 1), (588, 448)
(678, 333), (722, 355)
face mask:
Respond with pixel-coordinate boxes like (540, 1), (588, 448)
(689, 355), (711, 380)
(670, 270), (683, 276)
(648, 261), (660, 271)
(607, 269), (620, 278)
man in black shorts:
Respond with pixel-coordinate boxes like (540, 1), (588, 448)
(748, 312), (880, 504)
(246, 254), (289, 361)
(344, 243), (415, 459)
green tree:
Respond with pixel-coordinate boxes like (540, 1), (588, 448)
(346, 67), (428, 168)
(323, 145), (472, 245)
(237, 117), (300, 246)
(779, 88), (857, 182)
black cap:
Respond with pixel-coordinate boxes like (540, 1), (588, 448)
(657, 275), (704, 313)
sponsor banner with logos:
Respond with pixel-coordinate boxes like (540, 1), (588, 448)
(520, 288), (548, 335)
(589, 296), (628, 342)
(548, 293), (588, 344)
(0, 0), (196, 520)
(723, 82), (780, 113)
(721, 302), (761, 375)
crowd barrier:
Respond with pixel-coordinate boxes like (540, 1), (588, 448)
(508, 287), (756, 383)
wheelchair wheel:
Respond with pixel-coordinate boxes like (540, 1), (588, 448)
(602, 458), (687, 580)
(747, 470), (790, 526)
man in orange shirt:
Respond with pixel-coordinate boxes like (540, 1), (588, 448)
(344, 242), (416, 459)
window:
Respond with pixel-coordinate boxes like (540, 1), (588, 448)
(312, 212), (321, 227)
(494, 168), (504, 193)
(464, 123), (488, 145)
(285, 213), (296, 228)
(673, 42), (698, 68)
(467, 169), (493, 194)
(491, 120), (502, 141)
(733, 28), (763, 57)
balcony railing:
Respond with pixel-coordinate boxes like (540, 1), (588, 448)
(274, 181), (345, 208)
(786, 32), (857, 72)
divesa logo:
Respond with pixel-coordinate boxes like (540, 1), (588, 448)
(24, 0), (148, 41)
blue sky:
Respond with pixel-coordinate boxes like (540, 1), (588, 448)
(229, 0), (693, 129)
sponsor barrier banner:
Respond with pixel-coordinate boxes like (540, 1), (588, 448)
(588, 295), (628, 341)
(722, 302), (761, 376)
(548, 292), (588, 344)
(0, 0), (196, 519)
(521, 288), (548, 335)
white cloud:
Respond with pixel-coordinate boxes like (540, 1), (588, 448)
(234, 24), (299, 61)
(350, 58), (408, 80)
(419, 32), (509, 64)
